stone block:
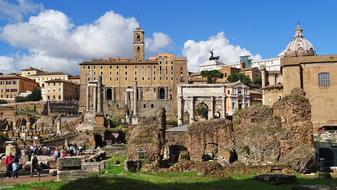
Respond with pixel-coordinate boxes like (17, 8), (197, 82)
(57, 157), (81, 170)
(81, 161), (105, 173)
(57, 170), (87, 181)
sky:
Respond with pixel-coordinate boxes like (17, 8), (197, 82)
(0, 0), (337, 74)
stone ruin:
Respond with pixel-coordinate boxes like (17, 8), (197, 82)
(126, 88), (317, 174)
(126, 108), (166, 171)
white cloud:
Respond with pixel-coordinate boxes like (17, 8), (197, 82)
(0, 56), (16, 73)
(0, 10), (172, 74)
(145, 32), (172, 53)
(0, 0), (43, 22)
(183, 32), (262, 71)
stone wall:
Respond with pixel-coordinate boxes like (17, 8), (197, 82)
(186, 119), (234, 162)
(183, 88), (315, 173)
(126, 108), (166, 163)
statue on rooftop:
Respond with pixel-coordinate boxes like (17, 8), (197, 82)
(209, 50), (220, 61)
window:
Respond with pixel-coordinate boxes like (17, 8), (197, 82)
(143, 104), (146, 108)
(318, 72), (330, 87)
(151, 104), (154, 108)
(110, 65), (112, 69)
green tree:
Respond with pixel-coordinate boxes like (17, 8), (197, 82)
(15, 88), (42, 102)
(200, 70), (224, 84)
(227, 72), (252, 85)
(253, 76), (262, 86)
(15, 96), (27, 102)
(26, 88), (42, 101)
(0, 99), (7, 104)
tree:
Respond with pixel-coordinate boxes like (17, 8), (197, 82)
(15, 88), (42, 103)
(200, 70), (224, 84)
(0, 99), (7, 104)
(26, 88), (42, 101)
(227, 72), (252, 85)
(253, 76), (262, 86)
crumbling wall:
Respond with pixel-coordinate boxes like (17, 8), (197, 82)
(126, 108), (166, 163)
(182, 88), (315, 173)
(186, 119), (234, 162)
(231, 88), (315, 172)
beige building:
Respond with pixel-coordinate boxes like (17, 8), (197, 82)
(79, 28), (188, 118)
(0, 74), (39, 101)
(263, 23), (337, 128)
(20, 67), (44, 77)
(44, 79), (79, 101)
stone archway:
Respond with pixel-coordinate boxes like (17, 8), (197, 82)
(177, 84), (228, 126)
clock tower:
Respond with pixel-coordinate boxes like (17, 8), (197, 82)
(133, 28), (145, 62)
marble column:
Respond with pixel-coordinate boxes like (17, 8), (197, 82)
(221, 96), (226, 118)
(93, 86), (97, 112)
(177, 96), (183, 126)
(133, 82), (137, 116)
(86, 86), (89, 112)
(97, 76), (103, 113)
(209, 97), (214, 119)
(189, 97), (194, 124)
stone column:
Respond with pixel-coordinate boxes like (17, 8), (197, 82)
(93, 86), (97, 112)
(26, 122), (31, 131)
(177, 96), (183, 126)
(124, 91), (128, 105)
(86, 86), (89, 112)
(97, 76), (103, 113)
(56, 114), (61, 135)
(133, 82), (137, 116)
(12, 122), (17, 132)
(242, 88), (246, 108)
(260, 65), (266, 88)
(221, 96), (226, 118)
(189, 97), (194, 124)
(209, 97), (214, 119)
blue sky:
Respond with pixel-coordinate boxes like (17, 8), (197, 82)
(0, 0), (337, 73)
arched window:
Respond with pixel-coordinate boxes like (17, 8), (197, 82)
(137, 34), (140, 42)
(137, 46), (140, 52)
(318, 72), (330, 87)
(106, 88), (112, 100)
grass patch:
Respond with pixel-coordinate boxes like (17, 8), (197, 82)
(8, 154), (337, 190)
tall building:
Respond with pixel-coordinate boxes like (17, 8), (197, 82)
(79, 28), (188, 119)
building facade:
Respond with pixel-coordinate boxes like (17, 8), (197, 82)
(44, 79), (79, 102)
(263, 23), (337, 128)
(0, 74), (39, 101)
(79, 28), (188, 118)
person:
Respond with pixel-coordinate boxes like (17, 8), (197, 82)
(4, 153), (14, 178)
(30, 154), (40, 177)
(53, 148), (60, 161)
(60, 150), (67, 158)
(12, 155), (19, 178)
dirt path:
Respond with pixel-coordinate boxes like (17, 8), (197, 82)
(0, 174), (57, 187)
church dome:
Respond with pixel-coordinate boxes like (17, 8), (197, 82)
(280, 23), (316, 57)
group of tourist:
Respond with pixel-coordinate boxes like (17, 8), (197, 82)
(3, 146), (41, 179)
(52, 143), (85, 160)
(3, 153), (20, 178)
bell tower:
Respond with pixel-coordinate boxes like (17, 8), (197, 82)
(133, 28), (145, 62)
